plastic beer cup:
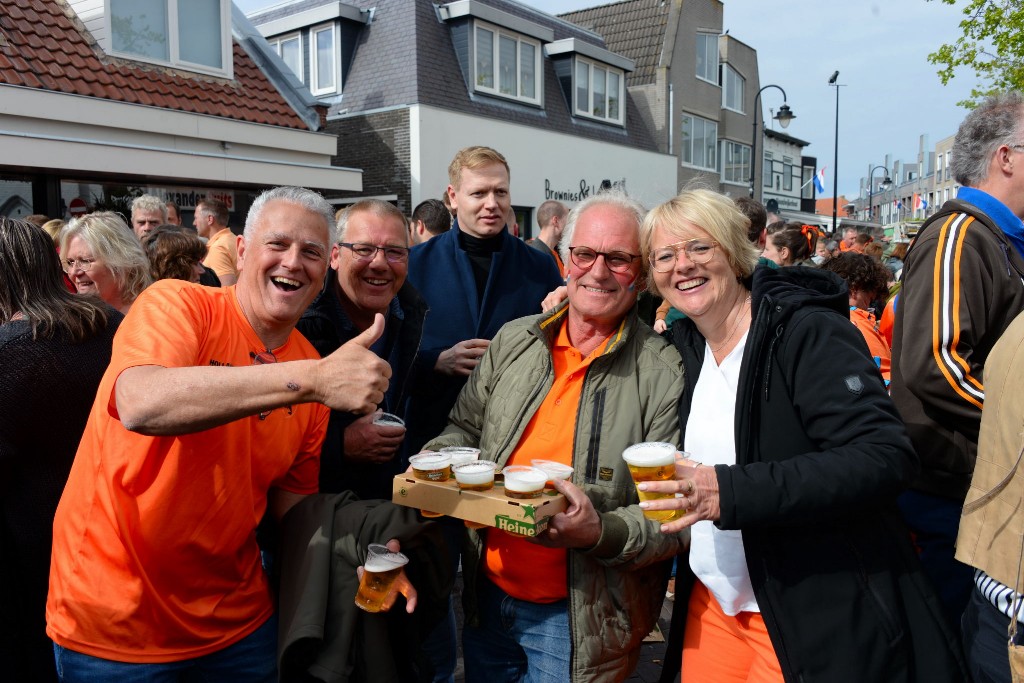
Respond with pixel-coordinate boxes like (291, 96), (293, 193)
(502, 466), (548, 499)
(354, 543), (409, 613)
(453, 461), (498, 491)
(409, 452), (452, 518)
(439, 446), (481, 466)
(372, 412), (405, 428)
(622, 442), (682, 522)
(531, 459), (573, 487)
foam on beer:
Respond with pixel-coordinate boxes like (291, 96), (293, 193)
(454, 461), (497, 486)
(440, 447), (481, 466)
(531, 459), (573, 481)
(364, 552), (407, 573)
(502, 466), (547, 493)
(621, 441), (677, 467)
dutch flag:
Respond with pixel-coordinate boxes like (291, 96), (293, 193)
(813, 167), (826, 194)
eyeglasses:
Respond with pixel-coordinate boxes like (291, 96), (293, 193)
(251, 350), (278, 420)
(339, 242), (409, 263)
(567, 246), (640, 274)
(63, 257), (98, 273)
(649, 239), (720, 272)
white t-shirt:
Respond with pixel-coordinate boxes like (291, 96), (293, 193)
(686, 332), (759, 616)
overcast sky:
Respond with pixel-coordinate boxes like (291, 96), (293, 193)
(235, 0), (979, 199)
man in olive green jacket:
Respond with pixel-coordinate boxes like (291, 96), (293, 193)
(424, 192), (686, 683)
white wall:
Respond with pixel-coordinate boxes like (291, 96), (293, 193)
(409, 105), (678, 216)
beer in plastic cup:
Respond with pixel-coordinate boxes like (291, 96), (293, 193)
(453, 461), (498, 491)
(373, 412), (405, 428)
(622, 442), (682, 522)
(409, 452), (451, 517)
(354, 543), (409, 613)
(502, 466), (547, 499)
(531, 459), (573, 486)
(439, 446), (481, 466)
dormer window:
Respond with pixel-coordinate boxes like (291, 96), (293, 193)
(473, 21), (541, 105)
(574, 57), (624, 125)
(310, 23), (338, 95)
(269, 33), (303, 83)
(107, 0), (232, 78)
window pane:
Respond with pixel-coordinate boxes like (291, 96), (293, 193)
(608, 71), (620, 120)
(576, 60), (589, 114)
(520, 42), (535, 99)
(315, 27), (334, 90)
(280, 37), (301, 79)
(693, 118), (706, 168)
(681, 115), (693, 164)
(705, 121), (718, 170)
(499, 35), (516, 95)
(178, 0), (221, 68)
(593, 67), (606, 118)
(476, 28), (493, 89)
(111, 0), (168, 61)
(764, 154), (773, 187)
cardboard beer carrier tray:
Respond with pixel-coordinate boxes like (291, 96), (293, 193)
(391, 473), (567, 536)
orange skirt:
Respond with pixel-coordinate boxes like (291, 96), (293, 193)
(681, 581), (784, 683)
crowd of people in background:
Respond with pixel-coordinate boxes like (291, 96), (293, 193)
(4, 92), (1024, 683)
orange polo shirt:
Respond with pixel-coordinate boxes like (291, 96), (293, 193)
(484, 320), (610, 603)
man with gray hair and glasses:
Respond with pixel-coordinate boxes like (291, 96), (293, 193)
(46, 187), (401, 681)
(891, 92), (1024, 639)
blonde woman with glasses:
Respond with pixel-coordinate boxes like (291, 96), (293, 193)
(59, 212), (151, 314)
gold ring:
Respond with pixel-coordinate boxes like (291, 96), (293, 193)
(686, 480), (695, 495)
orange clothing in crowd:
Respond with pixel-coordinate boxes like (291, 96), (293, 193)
(484, 320), (609, 603)
(879, 295), (897, 347)
(47, 281), (328, 663)
(849, 306), (891, 383)
(203, 228), (239, 281)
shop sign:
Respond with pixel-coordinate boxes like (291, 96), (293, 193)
(544, 177), (627, 203)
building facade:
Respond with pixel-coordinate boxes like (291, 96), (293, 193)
(249, 0), (677, 236)
(0, 0), (361, 226)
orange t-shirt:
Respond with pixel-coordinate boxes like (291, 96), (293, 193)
(484, 320), (610, 603)
(203, 228), (238, 279)
(46, 280), (328, 662)
(850, 306), (891, 383)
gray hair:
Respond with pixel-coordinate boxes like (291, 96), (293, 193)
(131, 194), (168, 221)
(951, 91), (1024, 187)
(336, 199), (409, 244)
(243, 186), (334, 241)
(558, 191), (646, 266)
(61, 211), (152, 305)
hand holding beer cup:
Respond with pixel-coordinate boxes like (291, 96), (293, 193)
(355, 541), (418, 614)
(637, 452), (721, 533)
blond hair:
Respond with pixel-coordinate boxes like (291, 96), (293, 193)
(447, 146), (510, 188)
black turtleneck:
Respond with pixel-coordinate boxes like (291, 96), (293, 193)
(458, 227), (505, 304)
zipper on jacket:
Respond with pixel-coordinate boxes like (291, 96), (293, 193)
(763, 322), (785, 401)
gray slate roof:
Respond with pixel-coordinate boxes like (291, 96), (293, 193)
(250, 0), (657, 150)
(559, 0), (669, 87)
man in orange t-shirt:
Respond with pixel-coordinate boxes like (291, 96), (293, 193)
(46, 187), (397, 681)
(424, 193), (685, 682)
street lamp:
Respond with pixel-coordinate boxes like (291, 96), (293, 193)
(828, 71), (843, 233)
(867, 165), (892, 222)
(748, 85), (796, 199)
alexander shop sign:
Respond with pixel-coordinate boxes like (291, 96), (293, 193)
(544, 177), (627, 203)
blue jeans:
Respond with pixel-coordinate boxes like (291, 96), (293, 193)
(53, 615), (277, 683)
(463, 576), (570, 683)
(963, 584), (1021, 683)
(897, 489), (974, 632)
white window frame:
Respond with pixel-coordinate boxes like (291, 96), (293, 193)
(721, 140), (751, 186)
(721, 64), (745, 113)
(680, 113), (718, 171)
(573, 56), (625, 126)
(105, 0), (232, 79)
(695, 33), (718, 85)
(472, 20), (542, 106)
(310, 22), (339, 96)
(269, 32), (303, 83)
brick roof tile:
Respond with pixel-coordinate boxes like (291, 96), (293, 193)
(0, 0), (309, 130)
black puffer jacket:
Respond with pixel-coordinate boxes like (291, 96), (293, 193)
(662, 266), (965, 683)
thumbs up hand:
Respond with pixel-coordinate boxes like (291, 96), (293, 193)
(316, 313), (392, 413)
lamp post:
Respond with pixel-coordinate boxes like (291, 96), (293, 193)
(748, 85), (795, 199)
(867, 165), (892, 222)
(828, 71), (843, 233)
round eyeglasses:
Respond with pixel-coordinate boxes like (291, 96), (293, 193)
(649, 240), (719, 272)
(567, 246), (640, 274)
